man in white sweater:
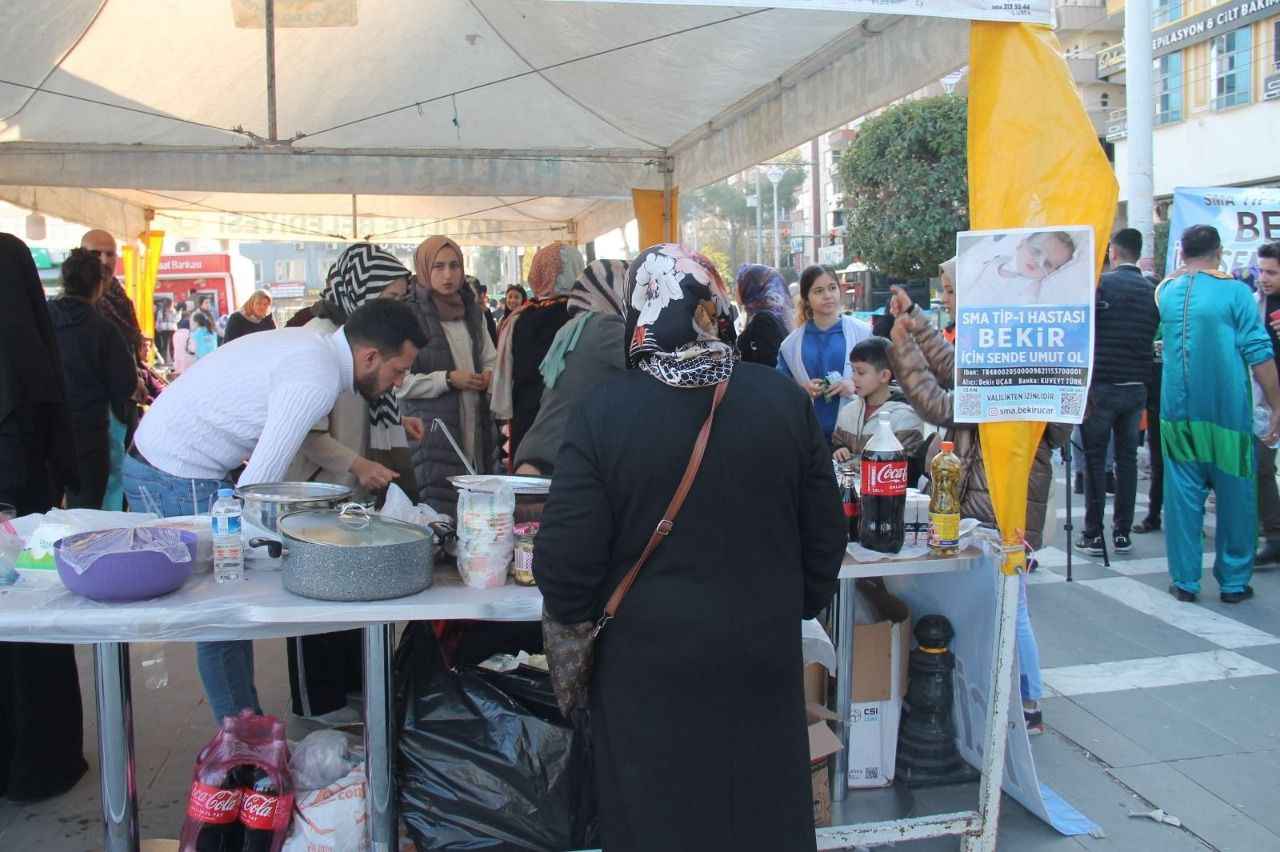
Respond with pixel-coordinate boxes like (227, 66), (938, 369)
(123, 299), (427, 722)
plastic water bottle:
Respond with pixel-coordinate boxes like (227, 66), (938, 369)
(211, 488), (244, 583)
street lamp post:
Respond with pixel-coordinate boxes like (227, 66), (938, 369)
(754, 170), (764, 264)
(766, 165), (785, 270)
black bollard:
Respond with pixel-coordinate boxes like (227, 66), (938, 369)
(896, 614), (980, 788)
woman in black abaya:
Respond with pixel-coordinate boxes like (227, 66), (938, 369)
(0, 233), (89, 801)
(535, 245), (845, 852)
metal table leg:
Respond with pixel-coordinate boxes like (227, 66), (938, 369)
(95, 642), (139, 852)
(364, 624), (397, 851)
(832, 576), (855, 803)
(960, 570), (1021, 852)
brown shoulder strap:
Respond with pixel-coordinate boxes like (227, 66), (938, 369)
(596, 379), (729, 632)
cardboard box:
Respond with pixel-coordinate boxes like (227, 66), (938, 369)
(847, 615), (911, 789)
(807, 704), (842, 828)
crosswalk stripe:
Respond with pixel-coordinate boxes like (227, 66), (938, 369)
(1077, 577), (1280, 649)
(1042, 649), (1277, 697)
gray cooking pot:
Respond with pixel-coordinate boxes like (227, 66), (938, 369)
(249, 504), (433, 601)
(236, 482), (352, 533)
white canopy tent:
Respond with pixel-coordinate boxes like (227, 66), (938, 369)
(0, 0), (968, 245)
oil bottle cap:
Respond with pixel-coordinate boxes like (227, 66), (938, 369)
(941, 441), (954, 453)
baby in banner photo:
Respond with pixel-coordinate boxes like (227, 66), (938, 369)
(960, 231), (1082, 306)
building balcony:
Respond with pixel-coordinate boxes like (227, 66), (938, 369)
(1067, 55), (1103, 84)
(827, 128), (857, 151)
(1056, 2), (1122, 33)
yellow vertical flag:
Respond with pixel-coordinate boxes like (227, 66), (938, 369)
(632, 188), (680, 250)
(139, 230), (165, 339)
(121, 243), (139, 311)
(969, 22), (1118, 573)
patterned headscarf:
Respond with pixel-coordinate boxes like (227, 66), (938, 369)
(627, 244), (738, 388)
(527, 242), (586, 301)
(325, 243), (410, 317)
(736, 263), (793, 328)
(540, 259), (631, 389)
(492, 242), (588, 419)
(322, 243), (412, 448)
(568, 259), (629, 319)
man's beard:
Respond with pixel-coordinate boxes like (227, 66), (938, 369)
(354, 370), (383, 402)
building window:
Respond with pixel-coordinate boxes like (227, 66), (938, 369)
(1100, 91), (1110, 108)
(1155, 52), (1182, 125)
(273, 260), (289, 281)
(1274, 21), (1280, 71)
(1212, 28), (1252, 110)
(1152, 0), (1181, 27)
(252, 261), (263, 285)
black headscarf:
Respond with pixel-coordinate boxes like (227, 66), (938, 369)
(0, 233), (77, 495)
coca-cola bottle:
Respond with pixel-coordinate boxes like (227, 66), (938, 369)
(837, 460), (860, 541)
(240, 721), (294, 852)
(859, 419), (907, 553)
(180, 760), (244, 852)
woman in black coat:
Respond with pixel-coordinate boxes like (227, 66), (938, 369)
(535, 245), (845, 852)
(0, 233), (88, 801)
(46, 249), (139, 509)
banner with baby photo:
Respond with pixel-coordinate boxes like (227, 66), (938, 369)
(952, 226), (1096, 424)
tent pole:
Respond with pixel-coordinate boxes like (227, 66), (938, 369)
(1125, 0), (1154, 272)
(265, 0), (278, 142)
(351, 195), (358, 239)
(662, 165), (673, 243)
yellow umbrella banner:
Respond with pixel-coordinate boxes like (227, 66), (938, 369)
(968, 22), (1118, 574)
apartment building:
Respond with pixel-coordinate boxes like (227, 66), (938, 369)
(1100, 0), (1280, 205)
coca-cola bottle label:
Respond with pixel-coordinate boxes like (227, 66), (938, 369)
(187, 781), (242, 824)
(240, 790), (293, 830)
(861, 460), (908, 496)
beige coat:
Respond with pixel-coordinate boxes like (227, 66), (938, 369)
(887, 308), (1069, 549)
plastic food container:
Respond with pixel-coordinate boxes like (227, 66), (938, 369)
(456, 486), (515, 589)
(55, 527), (197, 602)
(512, 522), (539, 586)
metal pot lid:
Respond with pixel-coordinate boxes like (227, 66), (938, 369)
(448, 474), (551, 495)
(236, 482), (353, 503)
(278, 504), (431, 548)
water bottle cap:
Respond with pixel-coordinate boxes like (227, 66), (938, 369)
(217, 488), (235, 498)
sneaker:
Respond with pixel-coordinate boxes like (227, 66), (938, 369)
(1220, 586), (1255, 604)
(1256, 541), (1280, 566)
(1133, 518), (1161, 534)
(1024, 709), (1045, 736)
(1074, 533), (1104, 556)
(1168, 584), (1197, 603)
(1113, 533), (1133, 553)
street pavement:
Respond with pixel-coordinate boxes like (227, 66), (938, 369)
(4, 464), (1279, 850)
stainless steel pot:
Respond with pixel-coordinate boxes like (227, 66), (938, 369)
(236, 482), (353, 533)
(249, 504), (433, 601)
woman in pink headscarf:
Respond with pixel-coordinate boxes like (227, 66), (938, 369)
(491, 242), (585, 466)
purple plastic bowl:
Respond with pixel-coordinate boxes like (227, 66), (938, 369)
(54, 528), (197, 602)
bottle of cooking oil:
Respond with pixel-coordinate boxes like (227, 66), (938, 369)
(928, 441), (962, 557)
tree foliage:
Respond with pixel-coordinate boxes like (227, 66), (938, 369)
(839, 96), (968, 278)
(470, 246), (504, 288)
(682, 156), (807, 273)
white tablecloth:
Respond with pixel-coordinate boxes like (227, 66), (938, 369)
(0, 565), (543, 644)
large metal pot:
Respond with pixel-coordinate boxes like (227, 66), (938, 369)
(236, 482), (352, 533)
(249, 504), (433, 601)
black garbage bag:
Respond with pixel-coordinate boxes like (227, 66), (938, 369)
(396, 622), (597, 851)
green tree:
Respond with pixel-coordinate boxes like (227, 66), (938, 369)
(682, 157), (807, 273)
(470, 246), (504, 289)
(839, 95), (968, 278)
